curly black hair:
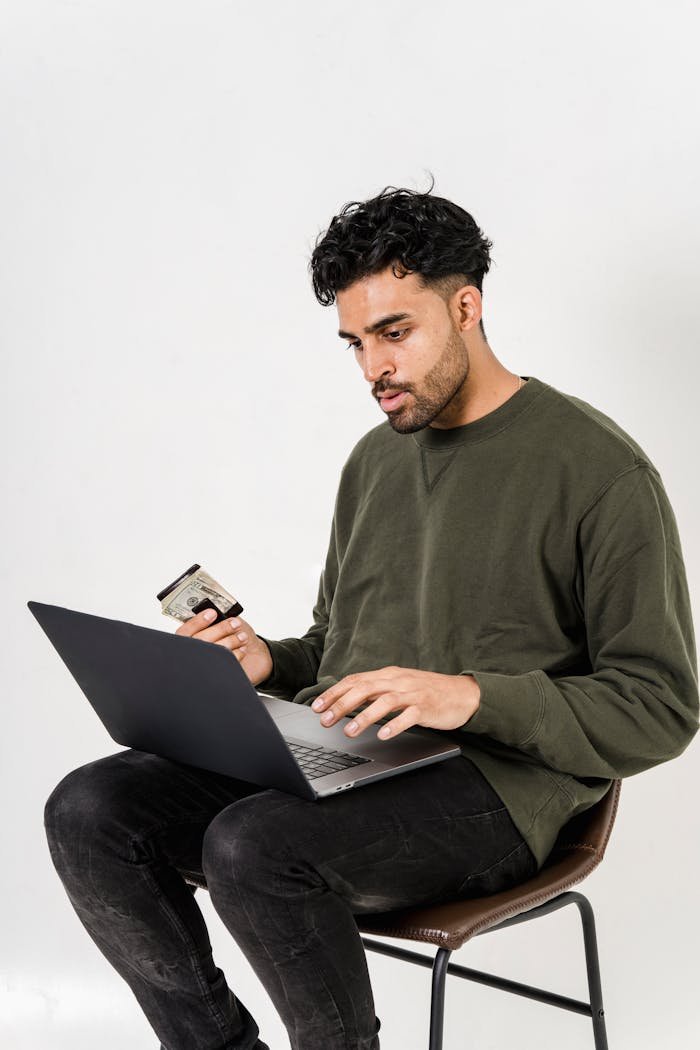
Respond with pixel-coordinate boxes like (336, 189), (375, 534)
(308, 172), (494, 337)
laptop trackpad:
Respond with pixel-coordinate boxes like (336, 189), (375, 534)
(256, 694), (303, 719)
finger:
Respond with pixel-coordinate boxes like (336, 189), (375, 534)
(340, 693), (400, 737)
(175, 608), (220, 637)
(211, 626), (250, 654)
(215, 642), (248, 662)
(313, 669), (399, 715)
(374, 705), (421, 741)
(317, 684), (377, 725)
(207, 630), (249, 657)
(180, 613), (247, 646)
(311, 673), (362, 711)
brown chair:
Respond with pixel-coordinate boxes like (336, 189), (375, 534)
(357, 778), (620, 1049)
(183, 779), (621, 1050)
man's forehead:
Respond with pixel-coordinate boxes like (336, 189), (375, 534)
(336, 270), (428, 337)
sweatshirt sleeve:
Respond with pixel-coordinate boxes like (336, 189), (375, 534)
(461, 463), (699, 779)
(255, 509), (340, 702)
(255, 574), (330, 701)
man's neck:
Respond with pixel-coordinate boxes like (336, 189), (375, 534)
(430, 367), (524, 430)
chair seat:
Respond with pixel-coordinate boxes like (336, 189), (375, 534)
(356, 780), (621, 950)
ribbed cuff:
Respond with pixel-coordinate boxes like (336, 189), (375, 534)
(255, 635), (316, 701)
(458, 669), (544, 746)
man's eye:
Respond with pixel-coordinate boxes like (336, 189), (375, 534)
(345, 328), (408, 351)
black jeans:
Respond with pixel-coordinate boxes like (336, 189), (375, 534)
(43, 748), (538, 1050)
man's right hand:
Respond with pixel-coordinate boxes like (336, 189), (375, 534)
(175, 608), (274, 687)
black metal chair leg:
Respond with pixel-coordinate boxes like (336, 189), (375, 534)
(574, 895), (609, 1050)
(429, 947), (452, 1050)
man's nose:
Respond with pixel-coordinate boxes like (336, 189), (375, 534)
(361, 339), (394, 384)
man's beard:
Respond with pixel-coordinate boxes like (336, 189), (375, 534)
(383, 326), (469, 435)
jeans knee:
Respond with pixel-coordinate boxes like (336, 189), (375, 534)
(201, 803), (270, 889)
(43, 761), (106, 847)
(202, 807), (237, 884)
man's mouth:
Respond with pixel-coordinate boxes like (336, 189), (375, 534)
(378, 390), (408, 411)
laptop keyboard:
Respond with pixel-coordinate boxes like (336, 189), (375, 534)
(284, 738), (372, 780)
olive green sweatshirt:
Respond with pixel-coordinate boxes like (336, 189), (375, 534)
(257, 376), (699, 866)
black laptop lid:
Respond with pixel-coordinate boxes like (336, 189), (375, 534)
(27, 601), (312, 797)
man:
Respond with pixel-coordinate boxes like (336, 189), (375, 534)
(44, 180), (699, 1050)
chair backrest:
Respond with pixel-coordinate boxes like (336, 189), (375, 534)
(547, 778), (621, 869)
(356, 780), (622, 949)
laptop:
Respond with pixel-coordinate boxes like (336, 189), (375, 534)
(27, 602), (461, 799)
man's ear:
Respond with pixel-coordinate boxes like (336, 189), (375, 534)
(451, 283), (483, 333)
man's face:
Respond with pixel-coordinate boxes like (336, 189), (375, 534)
(336, 267), (472, 434)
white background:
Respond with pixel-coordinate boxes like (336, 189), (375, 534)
(2, 2), (699, 1048)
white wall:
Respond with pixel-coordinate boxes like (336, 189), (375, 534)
(2, 2), (699, 1048)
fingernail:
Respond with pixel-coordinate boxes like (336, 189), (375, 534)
(312, 698), (324, 710)
(321, 711), (334, 724)
(229, 618), (241, 628)
(347, 721), (358, 734)
(203, 609), (216, 621)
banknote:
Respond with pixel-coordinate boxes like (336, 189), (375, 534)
(157, 564), (243, 624)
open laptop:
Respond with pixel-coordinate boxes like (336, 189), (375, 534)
(27, 602), (461, 799)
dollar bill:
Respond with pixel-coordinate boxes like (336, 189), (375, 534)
(160, 566), (243, 623)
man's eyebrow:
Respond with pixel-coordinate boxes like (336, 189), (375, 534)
(338, 312), (414, 340)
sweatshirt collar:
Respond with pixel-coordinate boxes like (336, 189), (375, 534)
(410, 376), (545, 449)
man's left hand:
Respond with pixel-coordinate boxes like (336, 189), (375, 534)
(311, 667), (481, 741)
